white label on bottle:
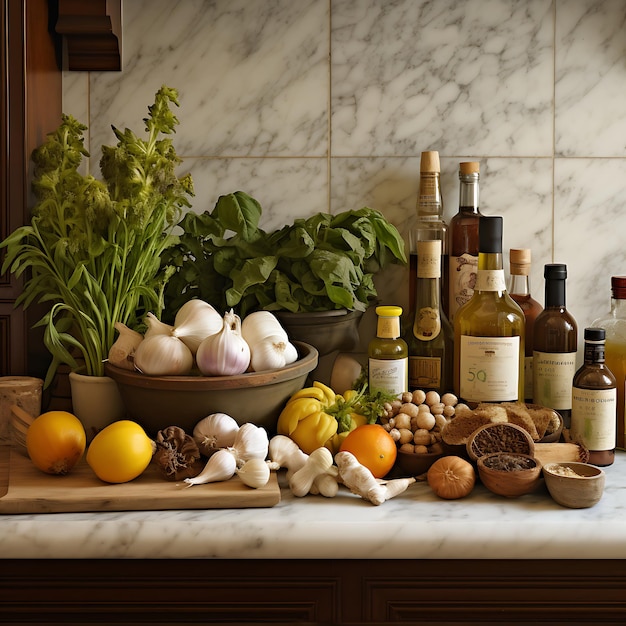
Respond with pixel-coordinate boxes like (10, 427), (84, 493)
(459, 335), (520, 402)
(449, 253), (478, 319)
(475, 269), (507, 292)
(571, 387), (616, 451)
(369, 357), (408, 397)
(533, 351), (577, 410)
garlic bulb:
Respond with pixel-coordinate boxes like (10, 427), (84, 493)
(196, 309), (250, 376)
(241, 311), (288, 347)
(236, 458), (271, 489)
(134, 333), (194, 376)
(184, 448), (237, 486)
(249, 334), (298, 372)
(172, 299), (223, 354)
(143, 312), (174, 339)
(193, 412), (240, 457)
(228, 423), (269, 466)
(108, 322), (144, 370)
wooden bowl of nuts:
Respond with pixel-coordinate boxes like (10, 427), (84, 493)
(543, 462), (605, 508)
(380, 389), (459, 478)
(477, 452), (542, 498)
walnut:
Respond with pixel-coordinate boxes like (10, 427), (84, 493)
(153, 426), (203, 481)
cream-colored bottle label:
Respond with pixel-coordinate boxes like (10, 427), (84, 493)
(475, 269), (507, 292)
(449, 253), (478, 318)
(533, 351), (577, 410)
(571, 387), (616, 451)
(414, 306), (441, 341)
(459, 335), (520, 402)
(369, 357), (408, 397)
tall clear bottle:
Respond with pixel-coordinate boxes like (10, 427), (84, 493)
(592, 276), (626, 450)
(571, 328), (616, 466)
(448, 161), (482, 321)
(453, 216), (525, 405)
(368, 306), (409, 397)
(532, 264), (577, 427)
(405, 239), (453, 394)
(409, 151), (448, 320)
(508, 249), (543, 402)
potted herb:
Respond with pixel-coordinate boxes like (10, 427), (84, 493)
(161, 191), (407, 354)
(0, 86), (193, 426)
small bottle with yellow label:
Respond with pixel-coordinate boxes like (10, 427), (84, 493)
(368, 305), (409, 397)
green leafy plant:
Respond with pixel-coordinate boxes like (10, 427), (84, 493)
(0, 86), (193, 386)
(162, 191), (406, 319)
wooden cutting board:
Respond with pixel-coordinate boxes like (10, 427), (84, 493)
(0, 448), (281, 514)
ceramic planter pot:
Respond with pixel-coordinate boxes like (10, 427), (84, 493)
(68, 372), (126, 441)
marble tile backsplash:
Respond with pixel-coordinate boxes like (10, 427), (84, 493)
(63, 0), (626, 360)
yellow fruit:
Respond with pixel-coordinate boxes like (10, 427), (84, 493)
(26, 411), (86, 475)
(86, 420), (153, 483)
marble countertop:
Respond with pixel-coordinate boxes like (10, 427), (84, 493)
(1, 452), (625, 561)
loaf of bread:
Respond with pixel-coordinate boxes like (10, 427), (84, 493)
(442, 401), (561, 445)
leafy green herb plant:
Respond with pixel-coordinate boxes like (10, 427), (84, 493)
(162, 191), (407, 319)
(0, 86), (193, 386)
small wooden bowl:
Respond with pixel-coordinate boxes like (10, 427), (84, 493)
(526, 404), (564, 443)
(477, 452), (542, 498)
(543, 462), (605, 509)
(395, 449), (445, 477)
(467, 422), (535, 462)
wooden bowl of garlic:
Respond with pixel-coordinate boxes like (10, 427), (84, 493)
(105, 341), (318, 437)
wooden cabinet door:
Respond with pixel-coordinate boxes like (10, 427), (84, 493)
(1, 0), (61, 379)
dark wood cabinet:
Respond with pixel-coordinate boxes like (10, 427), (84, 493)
(1, 559), (626, 624)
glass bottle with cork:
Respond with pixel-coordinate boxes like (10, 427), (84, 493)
(453, 215), (525, 405)
(532, 264), (577, 427)
(449, 161), (482, 322)
(571, 327), (616, 466)
(592, 276), (626, 450)
(369, 306), (408, 397)
(404, 239), (453, 394)
(508, 249), (542, 402)
(409, 151), (449, 320)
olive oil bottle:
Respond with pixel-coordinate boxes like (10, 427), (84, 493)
(405, 239), (453, 394)
(369, 306), (408, 396)
(453, 216), (525, 404)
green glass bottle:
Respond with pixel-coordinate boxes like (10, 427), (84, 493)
(368, 306), (408, 397)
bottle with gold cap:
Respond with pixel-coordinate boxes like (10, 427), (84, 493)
(409, 151), (448, 320)
(448, 161), (482, 321)
(368, 306), (408, 397)
(508, 248), (543, 402)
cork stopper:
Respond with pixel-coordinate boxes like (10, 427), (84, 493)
(420, 151), (440, 173)
(510, 249), (531, 276)
(459, 161), (480, 175)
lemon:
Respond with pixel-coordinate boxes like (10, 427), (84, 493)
(86, 420), (153, 483)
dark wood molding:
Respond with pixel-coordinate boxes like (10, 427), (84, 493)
(55, 0), (121, 71)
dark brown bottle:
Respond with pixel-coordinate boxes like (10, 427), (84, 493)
(533, 264), (577, 427)
(571, 328), (616, 466)
(508, 249), (543, 402)
(448, 161), (481, 322)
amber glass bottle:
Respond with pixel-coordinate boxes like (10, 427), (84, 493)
(592, 276), (626, 450)
(453, 216), (525, 405)
(368, 306), (408, 397)
(533, 264), (577, 427)
(409, 151), (448, 319)
(405, 240), (453, 394)
(448, 161), (481, 321)
(571, 328), (616, 466)
(508, 249), (543, 402)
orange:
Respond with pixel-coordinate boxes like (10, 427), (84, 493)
(339, 424), (397, 478)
